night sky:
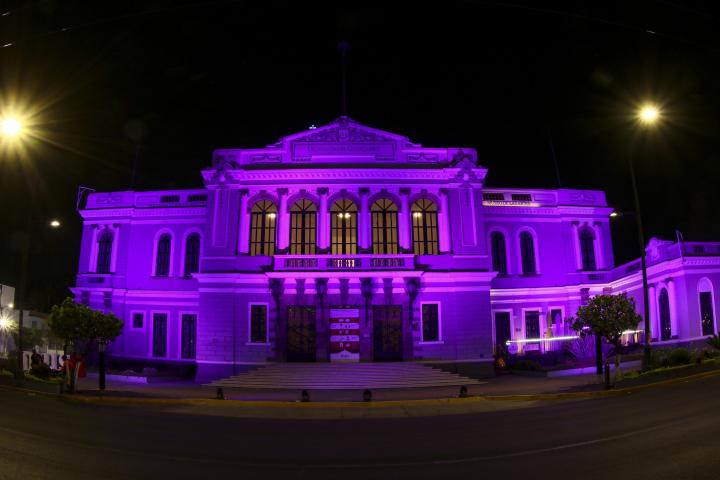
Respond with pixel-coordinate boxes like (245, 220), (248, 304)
(2, 1), (720, 310)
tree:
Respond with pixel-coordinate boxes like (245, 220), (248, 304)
(569, 293), (641, 382)
(48, 298), (123, 392)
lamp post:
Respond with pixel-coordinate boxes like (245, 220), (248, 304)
(631, 103), (661, 368)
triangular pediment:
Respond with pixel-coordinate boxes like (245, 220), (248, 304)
(273, 116), (417, 147)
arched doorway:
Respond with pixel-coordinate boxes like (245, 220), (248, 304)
(698, 278), (716, 336)
(658, 288), (672, 341)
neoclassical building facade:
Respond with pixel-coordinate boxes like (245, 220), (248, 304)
(72, 117), (720, 379)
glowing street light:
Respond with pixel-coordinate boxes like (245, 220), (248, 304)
(1, 117), (22, 137)
(0, 315), (10, 331)
(50, 219), (61, 228)
(637, 104), (660, 125)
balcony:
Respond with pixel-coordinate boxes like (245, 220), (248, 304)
(274, 254), (415, 271)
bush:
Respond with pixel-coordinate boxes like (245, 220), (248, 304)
(30, 363), (52, 380)
(0, 369), (13, 377)
(512, 360), (543, 372)
(666, 348), (692, 367)
(707, 335), (720, 350)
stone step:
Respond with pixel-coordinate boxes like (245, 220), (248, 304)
(206, 363), (484, 390)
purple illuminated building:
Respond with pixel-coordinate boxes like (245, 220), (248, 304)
(72, 117), (720, 379)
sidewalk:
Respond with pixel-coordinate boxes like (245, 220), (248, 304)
(76, 371), (606, 403)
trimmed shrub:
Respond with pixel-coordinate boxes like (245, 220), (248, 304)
(707, 334), (720, 351)
(30, 363), (52, 380)
(666, 348), (692, 367)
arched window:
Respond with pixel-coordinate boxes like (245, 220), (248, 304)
(659, 288), (671, 341)
(371, 199), (399, 254)
(698, 278), (715, 336)
(155, 233), (172, 277)
(290, 199), (316, 255)
(412, 199), (439, 255)
(96, 229), (114, 274)
(579, 227), (597, 271)
(184, 233), (201, 277)
(250, 200), (277, 256)
(519, 231), (536, 275)
(490, 231), (508, 275)
(330, 199), (357, 254)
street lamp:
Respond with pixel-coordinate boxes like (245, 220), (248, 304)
(631, 102), (661, 368)
(1, 117), (22, 137)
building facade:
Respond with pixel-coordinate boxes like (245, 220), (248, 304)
(72, 117), (720, 379)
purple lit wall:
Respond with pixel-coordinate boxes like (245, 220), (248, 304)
(72, 117), (720, 380)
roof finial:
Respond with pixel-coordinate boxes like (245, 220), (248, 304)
(337, 41), (350, 117)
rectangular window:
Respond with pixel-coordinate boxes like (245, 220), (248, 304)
(482, 192), (505, 201)
(132, 312), (144, 329)
(494, 311), (512, 351)
(188, 194), (207, 202)
(250, 305), (268, 343)
(152, 313), (168, 358)
(160, 195), (180, 203)
(181, 314), (197, 359)
(421, 303), (440, 342)
(525, 311), (540, 339)
(550, 308), (563, 335)
(511, 193), (532, 202)
(103, 292), (112, 310)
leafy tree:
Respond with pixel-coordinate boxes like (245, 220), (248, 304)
(48, 298), (123, 392)
(569, 293), (641, 380)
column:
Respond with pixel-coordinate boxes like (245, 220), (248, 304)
(571, 221), (582, 270)
(237, 189), (250, 254)
(359, 188), (370, 250)
(667, 278), (678, 338)
(648, 284), (658, 341)
(438, 189), (451, 253)
(399, 188), (411, 251)
(593, 222), (604, 269)
(277, 188), (289, 251)
(318, 188), (329, 251)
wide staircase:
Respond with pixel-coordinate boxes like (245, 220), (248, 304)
(206, 362), (485, 390)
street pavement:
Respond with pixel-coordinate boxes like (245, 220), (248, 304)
(1, 375), (719, 479)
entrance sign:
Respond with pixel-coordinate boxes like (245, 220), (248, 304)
(329, 308), (360, 362)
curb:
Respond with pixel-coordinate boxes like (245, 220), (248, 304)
(3, 368), (720, 415)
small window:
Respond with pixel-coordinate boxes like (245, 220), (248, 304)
(483, 192), (505, 201)
(188, 194), (208, 202)
(184, 233), (201, 276)
(103, 292), (112, 310)
(181, 314), (197, 359)
(96, 229), (114, 274)
(421, 303), (440, 342)
(155, 233), (172, 276)
(250, 305), (268, 343)
(152, 313), (168, 358)
(160, 195), (180, 203)
(579, 227), (597, 271)
(519, 231), (537, 275)
(511, 193), (532, 202)
(490, 231), (508, 275)
(132, 312), (144, 329)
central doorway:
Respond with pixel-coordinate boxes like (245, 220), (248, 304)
(373, 305), (403, 361)
(287, 306), (316, 362)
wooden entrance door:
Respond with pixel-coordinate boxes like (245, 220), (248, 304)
(373, 305), (403, 361)
(287, 306), (316, 362)
(494, 311), (511, 353)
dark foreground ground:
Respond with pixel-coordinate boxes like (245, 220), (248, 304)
(1, 375), (719, 480)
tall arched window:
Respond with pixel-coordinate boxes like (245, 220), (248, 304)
(330, 199), (357, 254)
(250, 200), (277, 256)
(519, 231), (536, 275)
(290, 199), (317, 255)
(96, 229), (114, 274)
(659, 288), (671, 341)
(371, 199), (398, 254)
(155, 233), (172, 277)
(490, 231), (508, 275)
(412, 199), (439, 255)
(184, 233), (201, 277)
(579, 227), (597, 271)
(698, 278), (716, 336)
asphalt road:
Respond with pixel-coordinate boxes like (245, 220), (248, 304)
(1, 376), (719, 480)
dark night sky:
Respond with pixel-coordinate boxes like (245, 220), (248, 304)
(2, 1), (720, 310)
